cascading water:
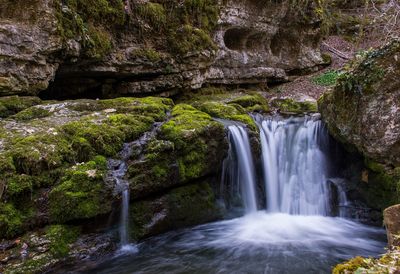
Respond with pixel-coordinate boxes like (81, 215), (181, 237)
(226, 125), (258, 213)
(109, 143), (135, 252)
(109, 122), (163, 252)
(85, 116), (386, 274)
(258, 116), (332, 215)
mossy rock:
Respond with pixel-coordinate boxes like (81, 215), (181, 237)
(128, 103), (227, 198)
(160, 104), (227, 182)
(271, 98), (318, 114)
(131, 181), (222, 240)
(3, 224), (80, 273)
(49, 156), (111, 223)
(194, 101), (258, 132)
(0, 96), (42, 118)
(55, 0), (125, 59)
(227, 93), (270, 113)
(0, 97), (174, 238)
(0, 203), (24, 238)
(333, 256), (369, 274)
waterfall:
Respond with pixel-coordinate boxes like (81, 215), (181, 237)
(109, 122), (163, 252)
(109, 144), (132, 249)
(258, 116), (333, 215)
(224, 125), (258, 213)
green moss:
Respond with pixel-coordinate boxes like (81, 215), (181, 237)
(195, 101), (258, 132)
(49, 156), (111, 223)
(55, 0), (125, 59)
(312, 70), (340, 86)
(45, 225), (80, 258)
(83, 24), (112, 59)
(130, 48), (162, 62)
(12, 106), (51, 121)
(136, 2), (167, 31)
(10, 134), (73, 175)
(364, 158), (386, 173)
(0, 203), (24, 238)
(227, 94), (270, 113)
(0, 96), (174, 237)
(361, 165), (400, 210)
(0, 96), (41, 118)
(131, 181), (221, 239)
(335, 42), (400, 95)
(271, 98), (318, 114)
(168, 24), (216, 55)
(333, 256), (369, 274)
(6, 174), (33, 197)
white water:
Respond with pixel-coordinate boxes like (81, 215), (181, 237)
(109, 155), (134, 251)
(86, 212), (385, 274)
(259, 116), (332, 215)
(89, 116), (386, 273)
(227, 125), (258, 213)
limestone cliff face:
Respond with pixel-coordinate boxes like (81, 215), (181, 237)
(0, 0), (324, 99)
(209, 0), (322, 85)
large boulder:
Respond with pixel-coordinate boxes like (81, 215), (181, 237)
(319, 40), (400, 211)
(319, 40), (400, 166)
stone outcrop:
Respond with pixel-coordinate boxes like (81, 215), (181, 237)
(0, 0), (324, 99)
(384, 204), (400, 248)
(319, 40), (400, 210)
(319, 39), (400, 166)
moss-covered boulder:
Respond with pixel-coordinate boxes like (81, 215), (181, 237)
(319, 40), (400, 211)
(0, 96), (42, 118)
(271, 98), (318, 114)
(48, 156), (111, 223)
(131, 181), (222, 239)
(0, 97), (173, 238)
(128, 104), (227, 198)
(319, 39), (400, 166)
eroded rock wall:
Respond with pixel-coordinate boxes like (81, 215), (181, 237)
(0, 0), (324, 99)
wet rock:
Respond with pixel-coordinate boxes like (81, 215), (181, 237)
(131, 180), (223, 239)
(384, 204), (400, 247)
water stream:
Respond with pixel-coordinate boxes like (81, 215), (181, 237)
(89, 116), (385, 274)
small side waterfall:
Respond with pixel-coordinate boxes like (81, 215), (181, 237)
(258, 116), (332, 215)
(109, 122), (163, 251)
(223, 125), (258, 213)
(109, 143), (133, 250)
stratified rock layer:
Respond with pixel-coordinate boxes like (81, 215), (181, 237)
(0, 0), (323, 98)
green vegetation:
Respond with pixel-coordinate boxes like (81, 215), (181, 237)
(0, 97), (173, 238)
(336, 42), (400, 95)
(333, 247), (400, 274)
(130, 48), (162, 62)
(55, 0), (125, 59)
(46, 225), (80, 257)
(0, 96), (42, 118)
(133, 0), (219, 56)
(312, 70), (340, 86)
(195, 101), (258, 132)
(131, 181), (221, 239)
(271, 98), (318, 114)
(0, 203), (24, 238)
(161, 104), (225, 182)
(49, 156), (110, 223)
